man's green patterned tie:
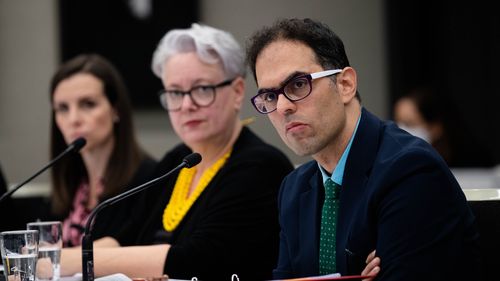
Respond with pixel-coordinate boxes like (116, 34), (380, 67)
(319, 178), (341, 275)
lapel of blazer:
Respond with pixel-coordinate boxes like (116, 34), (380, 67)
(298, 168), (321, 276)
(336, 108), (382, 274)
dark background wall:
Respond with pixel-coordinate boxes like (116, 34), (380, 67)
(59, 0), (199, 108)
(386, 0), (500, 167)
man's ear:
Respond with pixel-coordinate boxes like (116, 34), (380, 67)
(336, 67), (357, 104)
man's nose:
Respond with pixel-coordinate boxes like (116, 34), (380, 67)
(276, 94), (297, 115)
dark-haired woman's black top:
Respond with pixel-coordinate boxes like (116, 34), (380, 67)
(78, 156), (157, 245)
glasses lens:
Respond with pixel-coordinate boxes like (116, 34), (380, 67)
(284, 77), (311, 100)
(158, 92), (168, 110)
(191, 87), (215, 106)
(253, 91), (278, 113)
(160, 91), (183, 111)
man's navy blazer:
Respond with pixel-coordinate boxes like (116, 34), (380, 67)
(273, 108), (481, 281)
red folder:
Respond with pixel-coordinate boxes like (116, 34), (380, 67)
(279, 275), (372, 281)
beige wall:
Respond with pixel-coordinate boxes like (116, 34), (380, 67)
(0, 1), (59, 186)
(0, 0), (387, 188)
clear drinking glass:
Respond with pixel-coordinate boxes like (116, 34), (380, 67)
(0, 230), (39, 281)
(26, 222), (62, 281)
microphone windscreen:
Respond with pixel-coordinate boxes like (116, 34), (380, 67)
(183, 152), (202, 168)
(72, 137), (87, 152)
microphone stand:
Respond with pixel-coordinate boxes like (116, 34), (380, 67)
(82, 153), (201, 281)
(0, 138), (86, 204)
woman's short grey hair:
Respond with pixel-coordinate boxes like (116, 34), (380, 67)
(151, 23), (246, 80)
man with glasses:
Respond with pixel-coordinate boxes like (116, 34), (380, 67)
(246, 18), (480, 280)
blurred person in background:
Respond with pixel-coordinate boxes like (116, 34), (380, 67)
(393, 86), (494, 167)
(48, 54), (156, 247)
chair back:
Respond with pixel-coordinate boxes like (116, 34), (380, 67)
(464, 189), (500, 281)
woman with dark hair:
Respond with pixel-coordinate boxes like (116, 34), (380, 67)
(49, 54), (156, 246)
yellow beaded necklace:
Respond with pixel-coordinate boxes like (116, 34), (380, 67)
(162, 150), (232, 232)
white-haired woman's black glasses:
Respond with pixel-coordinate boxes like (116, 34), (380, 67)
(158, 79), (234, 111)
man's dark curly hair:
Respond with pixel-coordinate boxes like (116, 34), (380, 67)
(246, 18), (360, 100)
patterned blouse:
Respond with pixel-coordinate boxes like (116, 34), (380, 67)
(62, 181), (103, 247)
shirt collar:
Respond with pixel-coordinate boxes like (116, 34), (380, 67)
(319, 109), (362, 185)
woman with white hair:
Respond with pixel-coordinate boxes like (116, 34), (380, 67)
(60, 24), (294, 280)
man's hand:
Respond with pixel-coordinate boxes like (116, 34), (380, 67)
(362, 250), (380, 281)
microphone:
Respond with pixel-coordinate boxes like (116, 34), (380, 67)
(0, 137), (86, 204)
(81, 152), (202, 281)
